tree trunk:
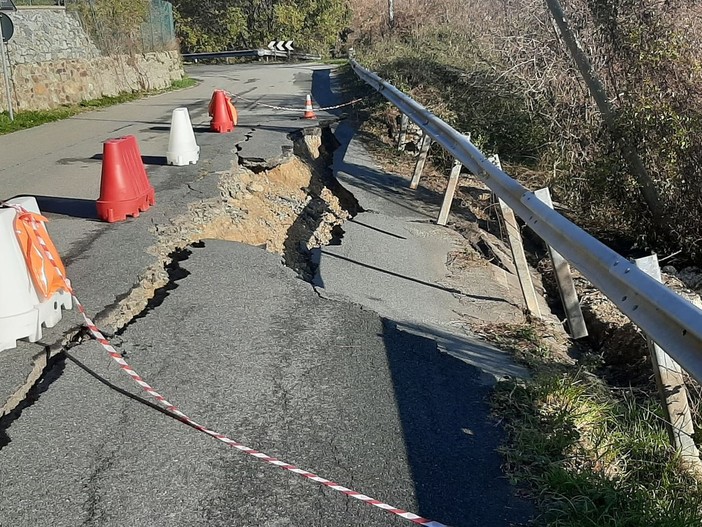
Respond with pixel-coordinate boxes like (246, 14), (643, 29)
(544, 0), (664, 222)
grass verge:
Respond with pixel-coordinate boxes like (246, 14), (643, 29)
(495, 371), (702, 525)
(0, 76), (198, 135)
(478, 323), (702, 526)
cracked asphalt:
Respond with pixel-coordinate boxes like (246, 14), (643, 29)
(0, 62), (334, 414)
(0, 63), (533, 526)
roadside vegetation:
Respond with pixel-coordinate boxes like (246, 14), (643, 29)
(170, 0), (351, 55)
(0, 77), (197, 135)
(487, 324), (702, 526)
(335, 1), (702, 524)
(351, 0), (702, 266)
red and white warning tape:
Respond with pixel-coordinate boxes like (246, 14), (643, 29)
(2, 202), (449, 527)
(226, 90), (364, 112)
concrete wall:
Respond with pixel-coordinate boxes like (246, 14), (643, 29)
(0, 7), (184, 112)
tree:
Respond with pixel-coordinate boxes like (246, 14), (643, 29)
(545, 0), (664, 222)
(172, 0), (350, 54)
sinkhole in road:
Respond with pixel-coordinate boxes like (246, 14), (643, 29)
(102, 124), (361, 335)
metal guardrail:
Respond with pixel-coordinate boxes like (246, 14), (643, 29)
(350, 59), (702, 384)
(182, 49), (321, 62)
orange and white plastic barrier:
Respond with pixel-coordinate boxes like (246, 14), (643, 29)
(0, 196), (72, 352)
(208, 90), (238, 133)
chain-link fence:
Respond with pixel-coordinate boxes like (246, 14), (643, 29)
(11, 0), (175, 54)
(141, 0), (175, 53)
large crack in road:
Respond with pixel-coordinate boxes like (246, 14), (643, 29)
(0, 64), (543, 527)
(102, 123), (358, 334)
(0, 123), (359, 444)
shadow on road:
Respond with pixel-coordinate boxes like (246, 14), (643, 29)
(317, 249), (511, 303)
(311, 61), (533, 527)
(348, 217), (407, 239)
(381, 319), (533, 526)
(317, 64), (489, 229)
(33, 196), (99, 220)
(147, 125), (212, 133)
(89, 153), (169, 166)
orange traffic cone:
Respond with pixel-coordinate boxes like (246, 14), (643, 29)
(303, 94), (316, 119)
(96, 135), (155, 223)
(209, 90), (236, 133)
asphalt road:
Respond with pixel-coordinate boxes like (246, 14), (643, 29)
(0, 62), (334, 410)
(0, 63), (533, 526)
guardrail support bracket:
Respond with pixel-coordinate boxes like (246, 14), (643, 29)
(534, 187), (588, 339)
(437, 159), (462, 226)
(437, 133), (471, 226)
(397, 114), (409, 151)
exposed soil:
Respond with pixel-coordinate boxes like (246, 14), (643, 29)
(102, 127), (352, 333)
(203, 157), (348, 259)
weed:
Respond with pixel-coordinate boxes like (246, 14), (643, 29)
(0, 108), (78, 134)
(169, 77), (199, 90)
(494, 372), (702, 526)
(474, 322), (558, 369)
(515, 325), (539, 344)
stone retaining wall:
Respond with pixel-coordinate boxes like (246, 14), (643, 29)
(0, 7), (184, 112)
(3, 51), (183, 111)
(5, 7), (101, 65)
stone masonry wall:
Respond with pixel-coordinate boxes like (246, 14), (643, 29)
(5, 7), (101, 65)
(0, 7), (184, 112)
(4, 51), (183, 110)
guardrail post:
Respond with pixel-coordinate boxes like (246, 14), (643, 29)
(498, 198), (542, 319)
(490, 155), (542, 318)
(397, 114), (409, 151)
(409, 133), (431, 189)
(437, 133), (471, 226)
(437, 159), (462, 226)
(534, 187), (588, 339)
(635, 255), (702, 470)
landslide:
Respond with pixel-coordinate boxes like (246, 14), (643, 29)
(344, 1), (702, 521)
(345, 0), (702, 391)
(103, 125), (356, 333)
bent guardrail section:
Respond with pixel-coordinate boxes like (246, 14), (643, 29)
(350, 59), (702, 384)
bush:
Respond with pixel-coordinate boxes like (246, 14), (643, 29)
(353, 0), (702, 264)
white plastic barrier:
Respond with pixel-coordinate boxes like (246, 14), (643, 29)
(0, 197), (72, 352)
(167, 107), (200, 166)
